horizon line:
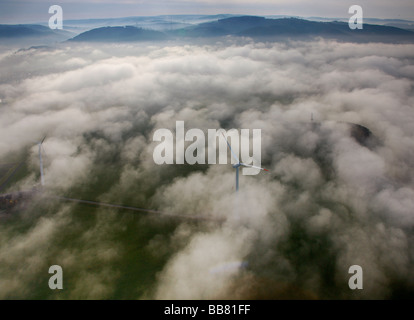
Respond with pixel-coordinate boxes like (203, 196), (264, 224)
(2, 14), (414, 26)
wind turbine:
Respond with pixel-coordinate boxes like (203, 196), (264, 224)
(222, 133), (268, 192)
(36, 136), (46, 187)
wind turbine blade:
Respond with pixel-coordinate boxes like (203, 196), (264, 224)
(221, 132), (240, 163)
(241, 163), (269, 171)
(41, 135), (47, 144)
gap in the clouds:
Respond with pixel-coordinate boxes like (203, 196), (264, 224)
(0, 190), (213, 299)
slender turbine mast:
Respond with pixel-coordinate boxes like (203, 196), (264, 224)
(37, 136), (46, 187)
(222, 133), (268, 192)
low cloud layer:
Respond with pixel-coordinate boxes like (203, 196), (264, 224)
(0, 38), (413, 299)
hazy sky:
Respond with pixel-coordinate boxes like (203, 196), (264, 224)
(0, 0), (414, 23)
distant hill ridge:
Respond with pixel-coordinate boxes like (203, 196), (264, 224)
(0, 24), (65, 38)
(69, 16), (414, 42)
(69, 25), (168, 42)
(174, 16), (414, 39)
(1, 16), (413, 43)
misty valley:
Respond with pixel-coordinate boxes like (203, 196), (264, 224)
(0, 13), (414, 301)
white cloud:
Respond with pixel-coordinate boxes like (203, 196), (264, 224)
(1, 39), (414, 299)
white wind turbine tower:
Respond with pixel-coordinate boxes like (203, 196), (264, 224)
(222, 133), (268, 192)
(36, 136), (46, 187)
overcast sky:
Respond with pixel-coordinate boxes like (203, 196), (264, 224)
(0, 0), (413, 23)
